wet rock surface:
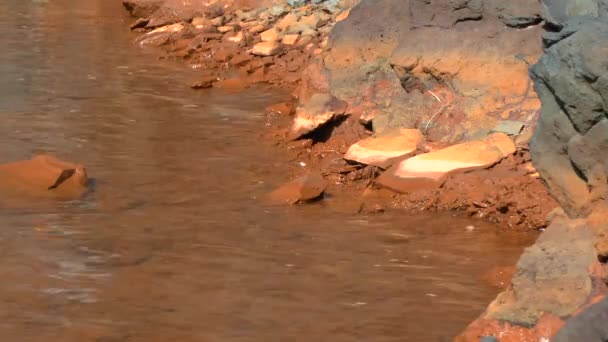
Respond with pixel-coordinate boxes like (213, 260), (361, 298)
(0, 155), (88, 200)
(267, 172), (328, 204)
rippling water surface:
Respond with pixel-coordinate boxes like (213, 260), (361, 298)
(0, 1), (533, 341)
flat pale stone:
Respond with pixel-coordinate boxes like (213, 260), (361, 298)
(148, 23), (184, 35)
(336, 9), (350, 22)
(227, 31), (244, 44)
(492, 120), (525, 135)
(251, 41), (283, 56)
(249, 24), (267, 34)
(260, 27), (281, 42)
(217, 26), (234, 33)
(344, 129), (424, 168)
(378, 133), (515, 192)
(282, 34), (300, 45)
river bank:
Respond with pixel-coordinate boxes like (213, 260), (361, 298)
(122, 0), (608, 341)
(122, 0), (558, 231)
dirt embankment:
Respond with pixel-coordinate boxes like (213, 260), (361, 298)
(122, 0), (558, 231)
(123, 0), (608, 340)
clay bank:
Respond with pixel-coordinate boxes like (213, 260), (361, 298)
(58, 0), (607, 340)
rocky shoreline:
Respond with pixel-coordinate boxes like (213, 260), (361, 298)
(121, 0), (608, 340)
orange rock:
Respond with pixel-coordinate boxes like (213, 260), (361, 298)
(267, 173), (328, 205)
(335, 9), (350, 22)
(344, 129), (424, 168)
(377, 133), (515, 192)
(251, 41), (283, 56)
(291, 93), (348, 139)
(0, 155), (88, 199)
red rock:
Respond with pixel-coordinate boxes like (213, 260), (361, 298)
(291, 93), (348, 139)
(191, 75), (217, 89)
(267, 173), (328, 205)
(377, 133), (516, 193)
(282, 34), (300, 45)
(344, 129), (423, 168)
(0, 155), (88, 199)
(251, 41), (283, 56)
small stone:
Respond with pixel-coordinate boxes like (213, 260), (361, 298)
(209, 16), (224, 26)
(335, 9), (350, 22)
(192, 17), (209, 27)
(299, 13), (321, 28)
(251, 41), (283, 56)
(227, 31), (244, 44)
(0, 155), (88, 199)
(267, 173), (328, 205)
(282, 34), (300, 45)
(230, 53), (253, 67)
(191, 75), (217, 89)
(249, 24), (266, 34)
(217, 26), (234, 33)
(295, 35), (313, 48)
(269, 5), (288, 17)
(276, 12), (299, 31)
(260, 27), (281, 42)
(301, 28), (318, 37)
(492, 120), (525, 136)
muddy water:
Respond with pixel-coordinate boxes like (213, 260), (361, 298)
(0, 1), (534, 341)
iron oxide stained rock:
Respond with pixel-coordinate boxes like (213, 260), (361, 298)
(251, 41), (284, 56)
(344, 129), (424, 169)
(290, 93), (348, 139)
(267, 173), (328, 205)
(377, 133), (515, 192)
(0, 155), (88, 199)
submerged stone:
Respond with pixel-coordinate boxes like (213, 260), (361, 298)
(267, 173), (328, 205)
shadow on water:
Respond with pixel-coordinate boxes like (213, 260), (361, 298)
(0, 0), (535, 341)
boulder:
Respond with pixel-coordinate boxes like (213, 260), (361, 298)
(377, 133), (515, 192)
(344, 129), (424, 168)
(267, 173), (328, 205)
(485, 218), (600, 325)
(530, 18), (608, 218)
(553, 296), (608, 342)
(0, 155), (88, 199)
(291, 93), (348, 139)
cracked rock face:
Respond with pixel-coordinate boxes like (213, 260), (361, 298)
(530, 3), (608, 218)
(314, 0), (544, 145)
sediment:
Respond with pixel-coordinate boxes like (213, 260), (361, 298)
(122, 0), (608, 340)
